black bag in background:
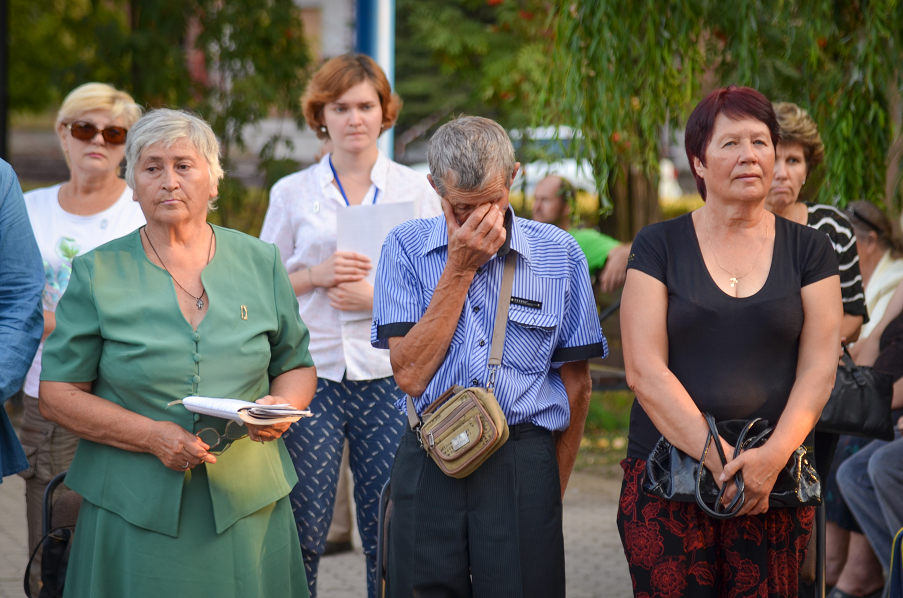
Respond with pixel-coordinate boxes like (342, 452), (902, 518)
(24, 525), (75, 598)
(24, 484), (81, 598)
(815, 346), (895, 441)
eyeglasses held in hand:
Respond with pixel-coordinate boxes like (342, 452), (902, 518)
(197, 420), (249, 455)
(66, 121), (128, 145)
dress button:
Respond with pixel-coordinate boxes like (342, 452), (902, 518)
(192, 332), (200, 342)
(193, 353), (202, 363)
(473, 306), (480, 313)
(193, 414), (201, 423)
(471, 378), (479, 386)
(479, 339), (485, 346)
(477, 267), (482, 274)
(192, 375), (201, 384)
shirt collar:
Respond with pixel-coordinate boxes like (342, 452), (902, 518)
(316, 150), (389, 201)
(369, 150), (390, 192)
(422, 206), (531, 264)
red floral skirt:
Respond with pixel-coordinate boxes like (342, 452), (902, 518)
(617, 458), (814, 598)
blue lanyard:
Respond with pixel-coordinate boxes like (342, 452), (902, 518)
(329, 155), (378, 206)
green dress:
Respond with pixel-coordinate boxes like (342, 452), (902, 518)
(40, 225), (313, 598)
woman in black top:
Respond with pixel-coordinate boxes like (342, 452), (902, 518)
(619, 86), (842, 598)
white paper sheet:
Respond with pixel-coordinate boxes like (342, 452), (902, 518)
(336, 201), (417, 321)
(178, 396), (312, 425)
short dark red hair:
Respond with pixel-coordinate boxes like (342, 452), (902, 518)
(685, 86), (780, 200)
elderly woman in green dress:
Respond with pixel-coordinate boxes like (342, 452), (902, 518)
(39, 108), (316, 597)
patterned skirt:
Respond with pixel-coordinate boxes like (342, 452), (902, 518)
(617, 458), (814, 598)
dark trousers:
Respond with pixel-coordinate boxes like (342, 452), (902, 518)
(283, 376), (406, 598)
(385, 423), (565, 598)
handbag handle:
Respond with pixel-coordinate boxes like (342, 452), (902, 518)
(695, 414), (748, 519)
(840, 344), (867, 386)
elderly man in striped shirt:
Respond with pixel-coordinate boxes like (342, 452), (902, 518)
(371, 116), (607, 598)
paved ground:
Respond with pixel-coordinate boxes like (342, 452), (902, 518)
(0, 470), (632, 598)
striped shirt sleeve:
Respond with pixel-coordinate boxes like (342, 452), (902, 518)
(371, 230), (423, 349)
(807, 204), (868, 322)
(550, 241), (608, 363)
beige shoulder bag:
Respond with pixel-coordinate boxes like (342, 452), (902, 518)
(405, 253), (516, 478)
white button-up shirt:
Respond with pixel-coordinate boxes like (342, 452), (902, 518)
(260, 151), (442, 382)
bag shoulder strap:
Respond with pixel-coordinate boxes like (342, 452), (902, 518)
(405, 252), (518, 428)
(406, 394), (420, 430)
(488, 252), (518, 372)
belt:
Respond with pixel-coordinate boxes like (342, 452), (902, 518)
(509, 423), (551, 440)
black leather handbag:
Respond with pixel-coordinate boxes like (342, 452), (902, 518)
(643, 413), (821, 519)
(815, 346), (895, 441)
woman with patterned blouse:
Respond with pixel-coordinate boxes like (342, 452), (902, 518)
(18, 83), (145, 596)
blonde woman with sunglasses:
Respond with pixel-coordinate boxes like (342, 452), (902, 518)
(18, 82), (145, 597)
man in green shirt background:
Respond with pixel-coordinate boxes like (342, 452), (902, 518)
(532, 174), (632, 292)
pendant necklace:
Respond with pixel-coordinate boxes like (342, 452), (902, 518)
(143, 225), (214, 310)
(703, 207), (769, 289)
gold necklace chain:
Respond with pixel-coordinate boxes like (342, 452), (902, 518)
(703, 207), (769, 289)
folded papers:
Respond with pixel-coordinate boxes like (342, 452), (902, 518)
(170, 396), (313, 426)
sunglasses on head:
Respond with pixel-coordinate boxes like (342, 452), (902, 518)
(66, 121), (128, 145)
(845, 206), (883, 235)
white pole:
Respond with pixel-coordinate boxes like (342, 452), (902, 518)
(375, 0), (395, 159)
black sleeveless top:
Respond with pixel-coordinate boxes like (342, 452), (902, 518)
(625, 212), (839, 460)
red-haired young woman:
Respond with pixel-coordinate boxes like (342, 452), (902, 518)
(259, 53), (440, 598)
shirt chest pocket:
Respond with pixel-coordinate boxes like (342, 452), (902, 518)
(502, 305), (559, 373)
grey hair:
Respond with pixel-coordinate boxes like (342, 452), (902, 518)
(125, 109), (225, 212)
(427, 116), (516, 197)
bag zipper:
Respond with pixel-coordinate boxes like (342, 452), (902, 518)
(427, 396), (475, 448)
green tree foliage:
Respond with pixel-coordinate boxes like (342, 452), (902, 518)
(395, 0), (551, 147)
(193, 0), (311, 232)
(126, 0), (197, 108)
(10, 0), (129, 111)
(545, 1), (705, 211)
(10, 0), (311, 234)
(546, 0), (903, 213)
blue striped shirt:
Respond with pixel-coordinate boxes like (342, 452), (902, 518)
(371, 209), (608, 431)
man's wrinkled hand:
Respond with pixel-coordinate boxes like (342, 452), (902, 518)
(443, 199), (506, 274)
